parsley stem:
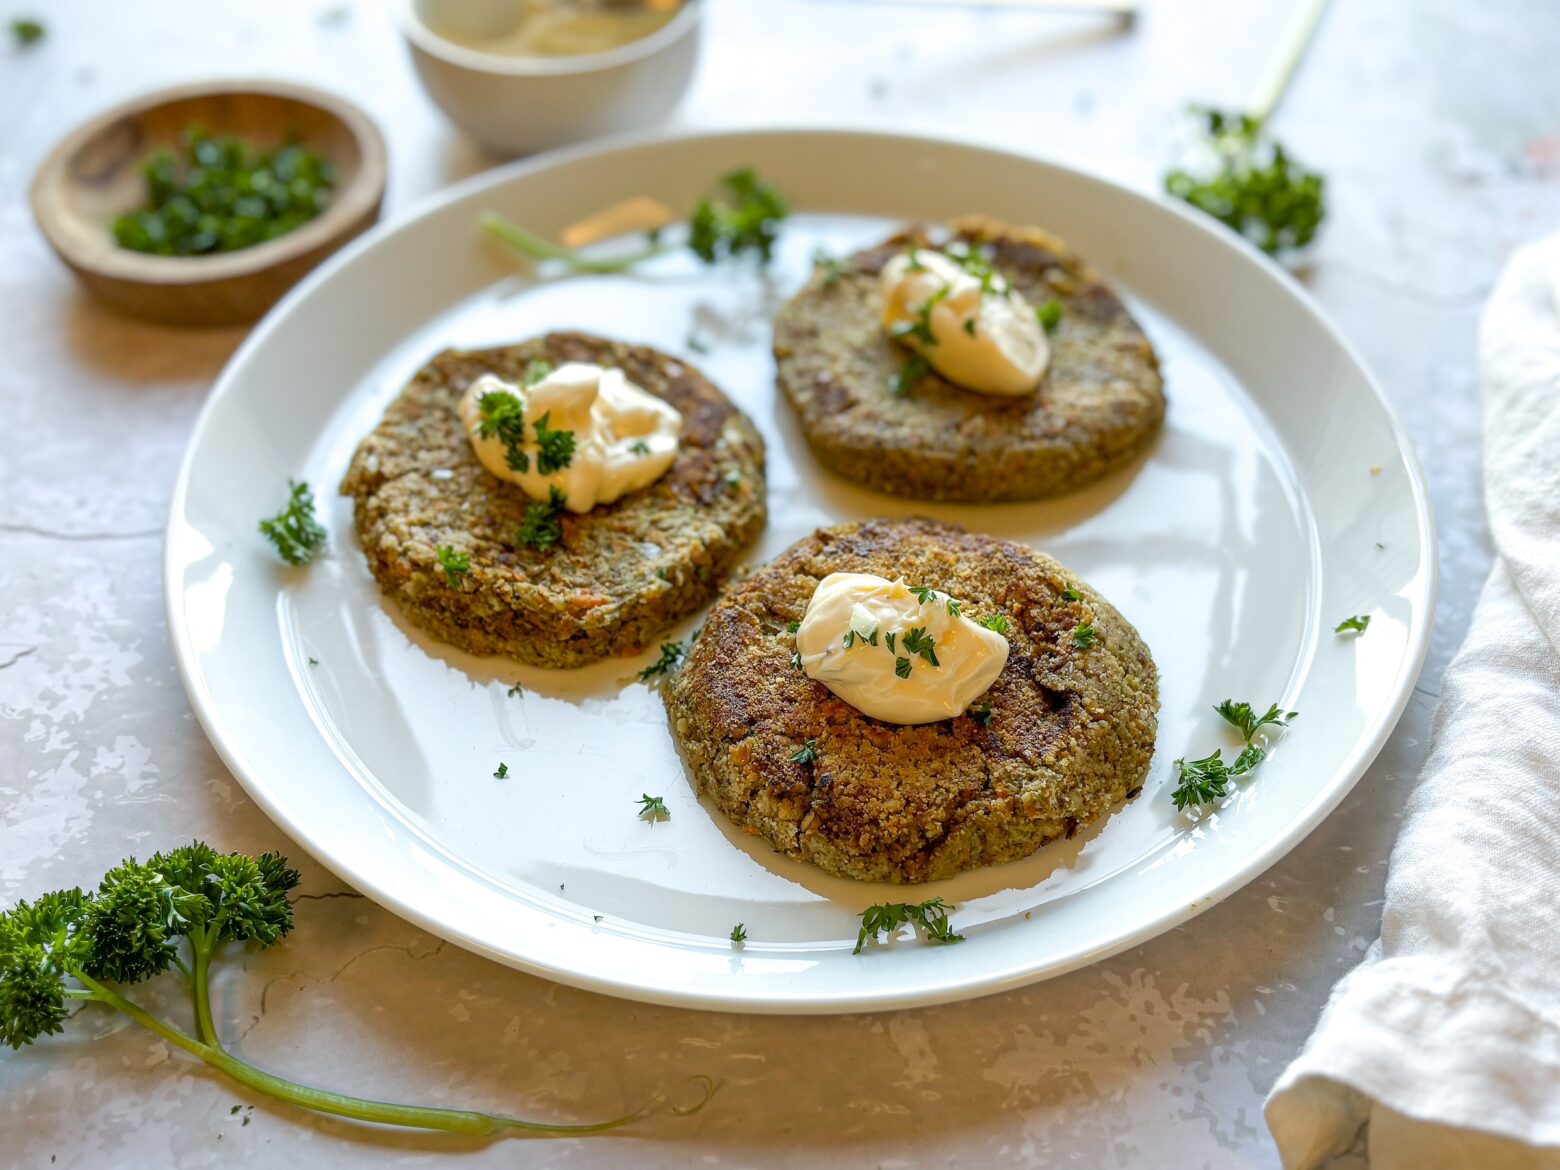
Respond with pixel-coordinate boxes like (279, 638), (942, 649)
(1247, 0), (1333, 126)
(73, 964), (714, 1137)
(480, 210), (669, 275)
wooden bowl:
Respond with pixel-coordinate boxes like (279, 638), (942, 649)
(31, 80), (387, 328)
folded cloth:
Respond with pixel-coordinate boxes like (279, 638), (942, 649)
(1264, 235), (1560, 1169)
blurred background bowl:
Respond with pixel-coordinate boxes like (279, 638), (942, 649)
(30, 80), (387, 328)
(397, 0), (702, 157)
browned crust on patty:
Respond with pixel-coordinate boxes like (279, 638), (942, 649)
(663, 518), (1158, 883)
(773, 215), (1165, 502)
(340, 332), (766, 668)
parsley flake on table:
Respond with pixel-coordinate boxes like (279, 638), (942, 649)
(637, 794), (670, 822)
(259, 480), (326, 566)
(10, 16), (44, 46)
(854, 898), (964, 954)
(493, 763), (509, 779)
(1334, 614), (1371, 635)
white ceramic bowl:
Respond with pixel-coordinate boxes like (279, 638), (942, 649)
(397, 0), (702, 156)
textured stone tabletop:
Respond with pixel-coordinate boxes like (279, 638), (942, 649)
(2, 0), (1555, 1166)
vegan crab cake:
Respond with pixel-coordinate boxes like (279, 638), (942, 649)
(773, 215), (1165, 502)
(662, 518), (1158, 884)
(340, 331), (766, 669)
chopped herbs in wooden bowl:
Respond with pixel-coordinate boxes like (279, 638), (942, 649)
(112, 129), (336, 256)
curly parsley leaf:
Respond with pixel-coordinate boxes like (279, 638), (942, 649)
(1334, 614), (1371, 635)
(729, 923), (747, 945)
(638, 641), (686, 682)
(259, 480), (327, 566)
(515, 487), (567, 550)
(493, 762), (509, 779)
(477, 389), (531, 473)
(1213, 700), (1297, 743)
(1165, 107), (1326, 256)
(436, 545), (469, 588)
(637, 794), (670, 822)
(978, 613), (1010, 634)
(788, 738), (819, 764)
(1174, 697), (1298, 811)
(689, 167), (790, 265)
(1072, 622), (1096, 649)
(530, 411), (576, 475)
(902, 627), (939, 667)
(854, 898), (964, 954)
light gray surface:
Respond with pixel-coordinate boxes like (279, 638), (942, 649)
(1, 0), (1553, 1166)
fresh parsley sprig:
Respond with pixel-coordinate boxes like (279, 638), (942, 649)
(788, 738), (819, 764)
(854, 898), (964, 954)
(637, 794), (670, 822)
(481, 167), (789, 275)
(1334, 615), (1370, 635)
(1163, 0), (1331, 255)
(259, 480), (327, 566)
(0, 843), (712, 1134)
(729, 923), (747, 946)
(1171, 698), (1298, 812)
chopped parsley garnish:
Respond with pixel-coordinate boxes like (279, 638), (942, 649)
(530, 412), (576, 475)
(815, 250), (853, 286)
(790, 651), (804, 670)
(629, 439), (651, 455)
(493, 762), (509, 779)
(515, 487), (567, 549)
(788, 738), (819, 764)
(1061, 583), (1081, 602)
(637, 641), (686, 682)
(112, 131), (335, 257)
(1036, 298), (1064, 334)
(894, 656), (912, 679)
(723, 470), (743, 490)
(686, 335), (710, 355)
(854, 898), (964, 954)
(889, 353), (930, 396)
(729, 923), (747, 945)
(477, 390), (531, 472)
(688, 167), (789, 265)
(524, 360), (552, 385)
(436, 545), (469, 587)
(259, 480), (327, 566)
(1171, 697), (1298, 811)
(967, 700), (994, 726)
(10, 16), (44, 46)
(1334, 614), (1371, 635)
(944, 242), (1001, 294)
(902, 627), (939, 667)
(909, 585), (937, 605)
(507, 683), (524, 698)
(1164, 108), (1326, 256)
(963, 317), (977, 337)
(637, 794), (670, 822)
(883, 631), (898, 654)
(890, 285), (950, 348)
(1072, 622), (1096, 649)
(786, 620), (801, 634)
(945, 598), (962, 618)
(904, 245), (927, 271)
(842, 628), (879, 650)
(307, 657), (319, 667)
(978, 613), (1010, 634)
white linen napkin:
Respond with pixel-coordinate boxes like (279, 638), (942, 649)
(1263, 235), (1560, 1168)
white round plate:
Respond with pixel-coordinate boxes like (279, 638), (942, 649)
(166, 129), (1435, 1014)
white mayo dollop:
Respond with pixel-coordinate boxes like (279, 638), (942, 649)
(879, 249), (1050, 396)
(457, 362), (682, 514)
(796, 572), (1010, 725)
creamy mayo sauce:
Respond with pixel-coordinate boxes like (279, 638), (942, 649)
(796, 572), (1010, 725)
(880, 249), (1049, 396)
(457, 362), (681, 513)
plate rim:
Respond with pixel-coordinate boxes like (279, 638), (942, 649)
(164, 124), (1438, 1013)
